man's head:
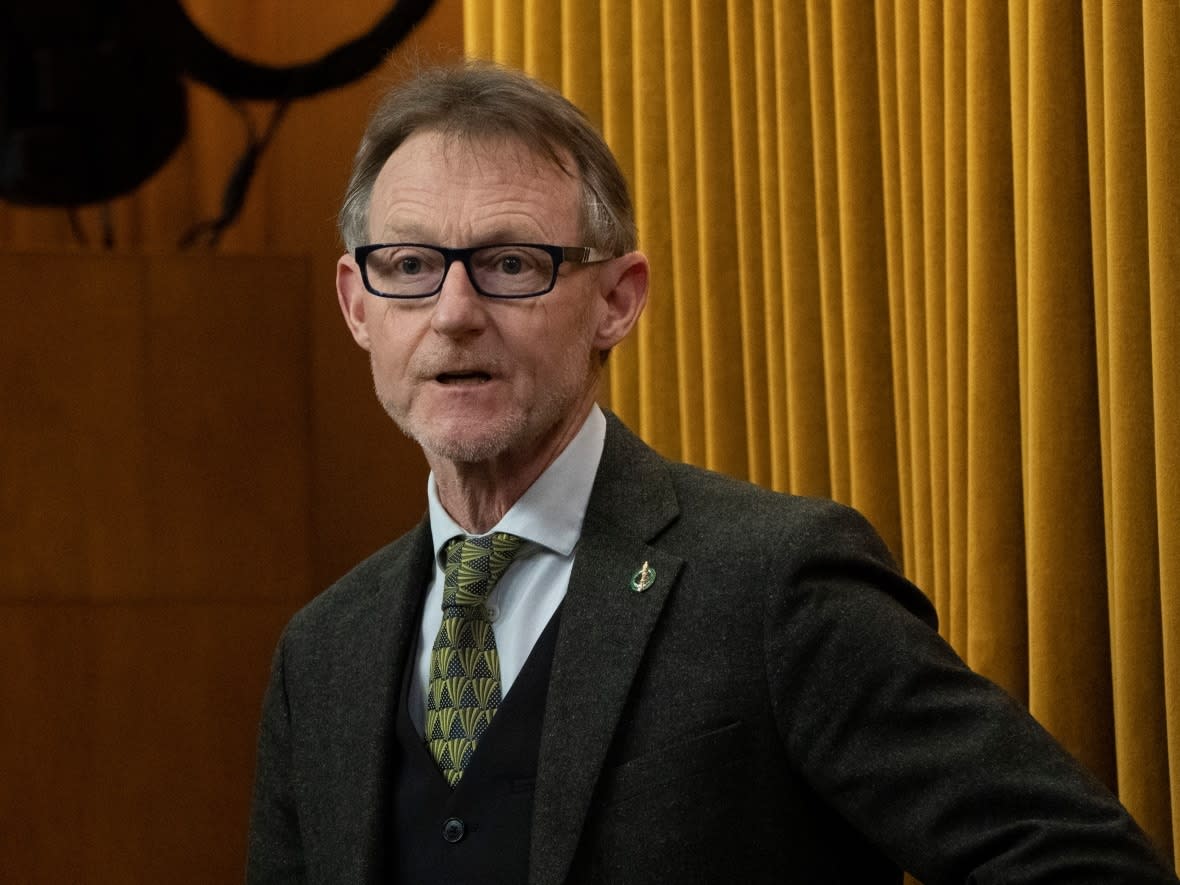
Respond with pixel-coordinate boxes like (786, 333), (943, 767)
(334, 63), (648, 486)
(337, 63), (637, 258)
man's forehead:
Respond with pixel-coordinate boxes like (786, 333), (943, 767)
(368, 130), (584, 242)
(384, 129), (576, 184)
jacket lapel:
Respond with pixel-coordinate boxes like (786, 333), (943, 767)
(529, 416), (685, 885)
(333, 519), (433, 883)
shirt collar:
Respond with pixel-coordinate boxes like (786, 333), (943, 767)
(426, 405), (607, 562)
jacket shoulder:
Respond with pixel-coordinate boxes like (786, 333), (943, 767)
(282, 521), (430, 644)
(667, 458), (896, 561)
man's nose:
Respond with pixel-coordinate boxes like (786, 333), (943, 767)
(430, 260), (488, 336)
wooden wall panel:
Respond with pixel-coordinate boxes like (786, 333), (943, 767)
(1, 254), (317, 882)
(140, 257), (315, 601)
(2, 255), (150, 600)
(0, 6), (463, 881)
(1, 254), (314, 602)
(0, 602), (293, 883)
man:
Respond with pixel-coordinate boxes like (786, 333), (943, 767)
(247, 62), (1177, 884)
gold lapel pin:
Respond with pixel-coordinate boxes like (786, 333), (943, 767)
(630, 561), (656, 593)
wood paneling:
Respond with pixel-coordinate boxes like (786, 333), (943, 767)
(0, 602), (293, 883)
(1, 254), (318, 881)
(1, 254), (314, 602)
(0, 7), (460, 879)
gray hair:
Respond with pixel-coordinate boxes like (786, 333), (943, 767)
(337, 62), (637, 255)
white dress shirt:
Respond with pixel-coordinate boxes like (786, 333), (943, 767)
(407, 405), (607, 735)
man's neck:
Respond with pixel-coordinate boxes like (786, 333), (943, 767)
(431, 467), (533, 535)
(429, 402), (596, 534)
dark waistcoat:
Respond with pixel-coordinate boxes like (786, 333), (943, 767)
(390, 611), (562, 884)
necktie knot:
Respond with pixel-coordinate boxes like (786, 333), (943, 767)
(442, 532), (524, 609)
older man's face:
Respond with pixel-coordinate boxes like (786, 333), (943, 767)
(336, 130), (613, 473)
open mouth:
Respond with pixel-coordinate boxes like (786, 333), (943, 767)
(436, 371), (492, 384)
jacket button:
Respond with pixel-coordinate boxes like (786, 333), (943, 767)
(442, 817), (466, 843)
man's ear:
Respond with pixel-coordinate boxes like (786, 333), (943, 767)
(336, 253), (372, 351)
(593, 251), (650, 352)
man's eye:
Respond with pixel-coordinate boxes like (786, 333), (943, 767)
(399, 256), (423, 274)
(498, 255), (524, 274)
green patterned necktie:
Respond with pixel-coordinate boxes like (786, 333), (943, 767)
(425, 531), (523, 786)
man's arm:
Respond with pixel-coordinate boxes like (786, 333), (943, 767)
(765, 501), (1178, 884)
(247, 634), (306, 884)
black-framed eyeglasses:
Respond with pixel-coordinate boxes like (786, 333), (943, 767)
(353, 242), (614, 299)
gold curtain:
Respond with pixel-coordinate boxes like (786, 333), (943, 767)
(466, 0), (1180, 864)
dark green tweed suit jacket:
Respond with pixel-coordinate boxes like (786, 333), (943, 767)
(248, 414), (1177, 884)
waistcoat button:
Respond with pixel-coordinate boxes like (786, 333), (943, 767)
(442, 817), (466, 843)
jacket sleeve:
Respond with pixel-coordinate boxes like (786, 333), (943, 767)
(764, 501), (1179, 884)
(246, 632), (307, 884)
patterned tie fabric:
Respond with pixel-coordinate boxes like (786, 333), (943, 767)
(425, 531), (523, 786)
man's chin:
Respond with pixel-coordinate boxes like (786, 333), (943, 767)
(394, 414), (522, 468)
(417, 434), (509, 466)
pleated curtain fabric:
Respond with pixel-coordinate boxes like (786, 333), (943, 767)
(465, 0), (1180, 866)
